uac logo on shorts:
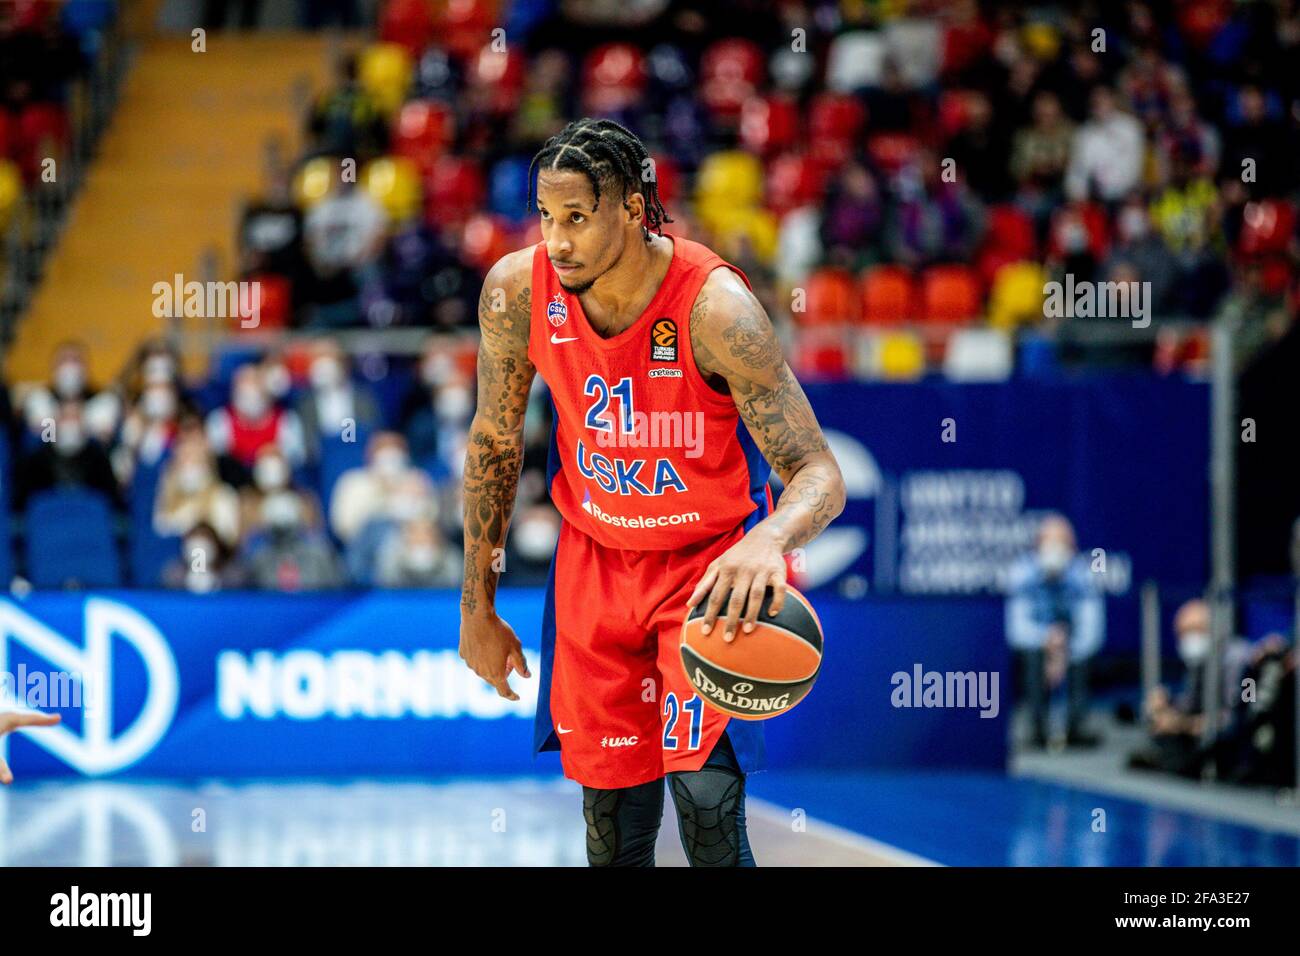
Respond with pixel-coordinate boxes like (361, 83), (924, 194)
(650, 318), (677, 362)
(0, 598), (179, 775)
(547, 293), (568, 327)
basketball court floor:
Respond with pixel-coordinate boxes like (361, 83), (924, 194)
(2, 769), (1296, 866)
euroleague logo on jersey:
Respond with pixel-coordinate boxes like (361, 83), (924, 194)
(650, 318), (677, 362)
(547, 293), (568, 327)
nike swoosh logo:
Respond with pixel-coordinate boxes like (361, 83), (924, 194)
(556, 724), (573, 734)
(550, 332), (578, 344)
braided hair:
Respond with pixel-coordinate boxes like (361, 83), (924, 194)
(527, 118), (673, 241)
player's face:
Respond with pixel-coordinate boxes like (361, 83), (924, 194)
(536, 170), (640, 293)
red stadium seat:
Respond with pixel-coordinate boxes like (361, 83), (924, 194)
(700, 39), (764, 118)
(739, 94), (800, 155)
(436, 0), (495, 62)
(378, 0), (436, 57)
(766, 152), (828, 216)
(859, 265), (916, 325)
(583, 43), (645, 113)
(14, 103), (69, 182)
(243, 273), (292, 330)
(808, 92), (865, 167)
(461, 213), (513, 273)
(423, 155), (486, 227)
(646, 152), (680, 206)
(1046, 201), (1110, 261)
(800, 267), (860, 326)
(866, 132), (921, 176)
(919, 265), (981, 325)
(1238, 199), (1296, 257)
(936, 89), (970, 138)
(977, 204), (1037, 286)
(471, 43), (526, 113)
(393, 100), (454, 171)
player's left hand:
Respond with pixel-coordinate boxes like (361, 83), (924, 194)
(686, 528), (787, 642)
(0, 710), (61, 785)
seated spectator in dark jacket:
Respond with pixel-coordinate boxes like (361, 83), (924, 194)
(17, 341), (122, 449)
(292, 337), (382, 463)
(16, 401), (119, 508)
(1128, 598), (1252, 777)
(241, 491), (344, 591)
(373, 517), (461, 588)
(163, 521), (247, 594)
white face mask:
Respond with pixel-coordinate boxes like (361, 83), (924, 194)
(54, 362), (86, 398)
(254, 456), (290, 492)
(262, 491), (302, 530)
(263, 364), (291, 398)
(515, 518), (558, 561)
(372, 447), (408, 478)
(310, 357), (344, 390)
(177, 463), (211, 494)
(142, 388), (177, 421)
(55, 421), (85, 455)
(404, 543), (438, 572)
(143, 355), (175, 385)
(234, 387), (270, 419)
(1178, 631), (1211, 665)
(435, 386), (472, 423)
(1039, 542), (1072, 575)
(421, 355), (452, 387)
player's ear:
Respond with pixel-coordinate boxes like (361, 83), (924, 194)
(622, 192), (646, 230)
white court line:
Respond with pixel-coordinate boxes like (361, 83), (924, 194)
(745, 796), (944, 867)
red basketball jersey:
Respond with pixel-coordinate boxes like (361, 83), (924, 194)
(527, 234), (772, 551)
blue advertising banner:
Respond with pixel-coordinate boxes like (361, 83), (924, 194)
(0, 590), (1007, 779)
(798, 375), (1210, 656)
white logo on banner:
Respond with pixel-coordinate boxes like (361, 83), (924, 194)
(0, 598), (179, 775)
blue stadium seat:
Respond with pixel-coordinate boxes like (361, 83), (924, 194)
(0, 430), (12, 587)
(318, 429), (371, 511)
(25, 488), (122, 588)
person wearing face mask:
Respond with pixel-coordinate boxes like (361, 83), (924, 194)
(1006, 513), (1106, 749)
(400, 340), (474, 474)
(111, 383), (182, 487)
(329, 431), (421, 543)
(374, 516), (461, 588)
(343, 469), (437, 585)
(154, 434), (241, 547)
(162, 521), (245, 593)
(20, 341), (122, 446)
(292, 337), (381, 463)
(238, 444), (323, 544)
(1128, 598), (1255, 778)
(242, 487), (345, 591)
(1100, 195), (1178, 316)
(16, 401), (120, 508)
(205, 363), (306, 486)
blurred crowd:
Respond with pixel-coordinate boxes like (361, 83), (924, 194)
(222, 0), (1300, 379)
(0, 333), (561, 592)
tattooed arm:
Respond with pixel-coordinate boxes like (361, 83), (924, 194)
(459, 249), (536, 701)
(685, 267), (846, 639)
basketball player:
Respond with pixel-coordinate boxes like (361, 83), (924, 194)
(458, 119), (845, 866)
(0, 710), (60, 785)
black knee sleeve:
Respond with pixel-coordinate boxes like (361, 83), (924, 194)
(582, 778), (664, 867)
(667, 734), (755, 867)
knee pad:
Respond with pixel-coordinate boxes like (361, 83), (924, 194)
(582, 779), (663, 867)
(667, 765), (749, 867)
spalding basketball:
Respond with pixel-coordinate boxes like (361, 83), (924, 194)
(680, 585), (823, 720)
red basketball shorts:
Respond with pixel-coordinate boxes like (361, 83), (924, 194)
(532, 517), (767, 790)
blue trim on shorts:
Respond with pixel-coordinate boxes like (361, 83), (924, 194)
(533, 534), (561, 757)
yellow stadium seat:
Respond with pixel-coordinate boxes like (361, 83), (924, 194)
(694, 150), (764, 211)
(0, 160), (22, 230)
(988, 261), (1048, 330)
(293, 156), (338, 208)
(358, 42), (413, 116)
(876, 330), (926, 380)
(361, 156), (422, 223)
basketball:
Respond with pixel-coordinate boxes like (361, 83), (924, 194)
(680, 586), (824, 720)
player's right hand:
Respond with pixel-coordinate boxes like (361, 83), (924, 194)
(459, 612), (531, 702)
